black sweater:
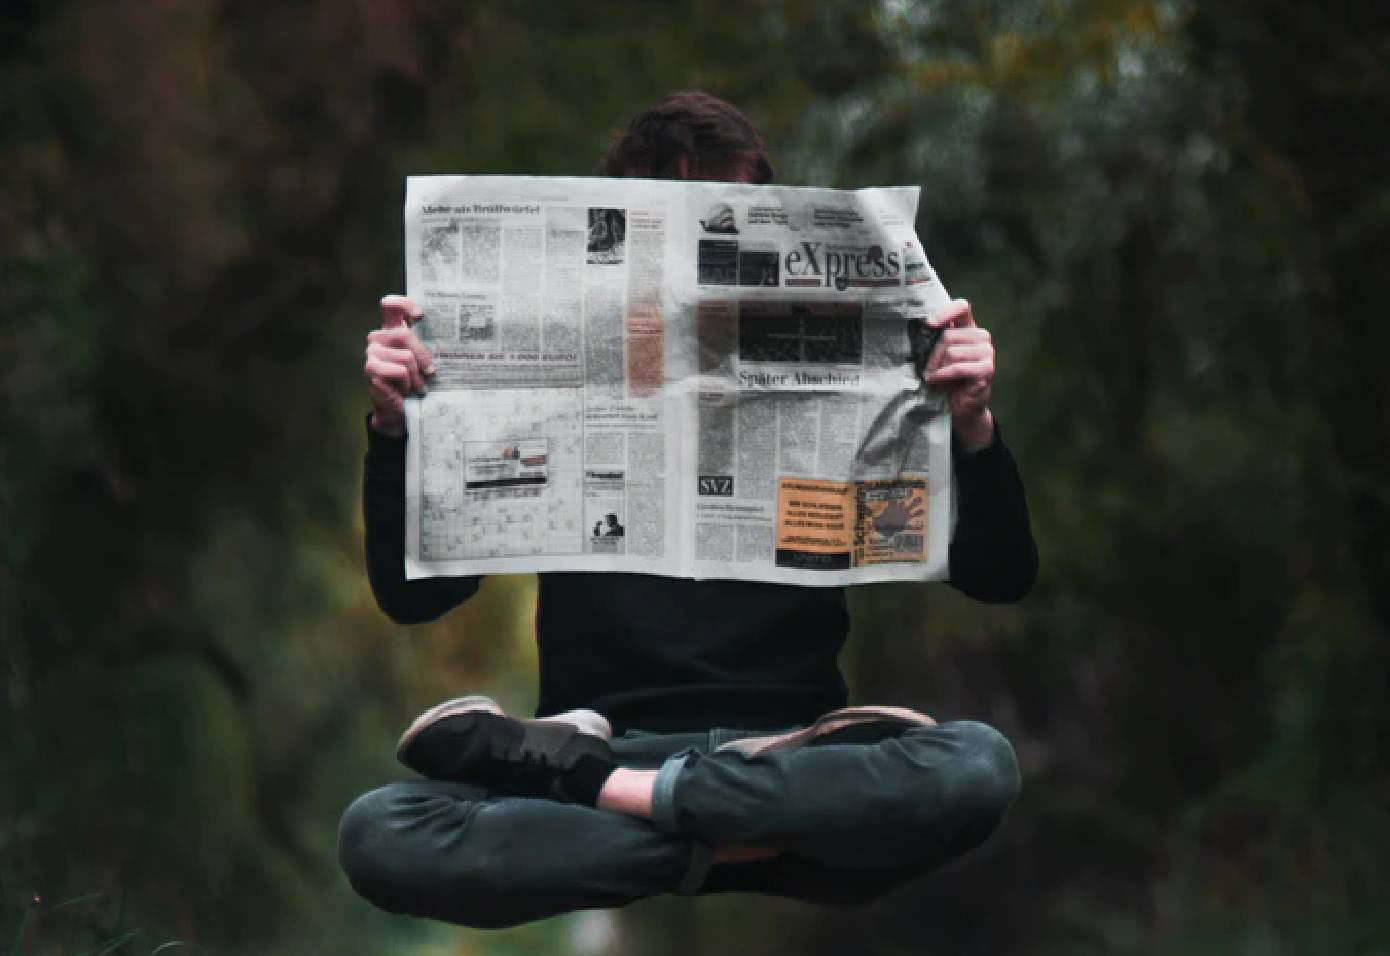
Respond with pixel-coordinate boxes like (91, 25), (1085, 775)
(364, 419), (1036, 733)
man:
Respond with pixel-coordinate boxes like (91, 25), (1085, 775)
(340, 91), (1037, 929)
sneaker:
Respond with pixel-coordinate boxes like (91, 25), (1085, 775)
(715, 705), (936, 758)
(396, 695), (614, 802)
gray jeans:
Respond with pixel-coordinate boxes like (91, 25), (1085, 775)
(337, 720), (1018, 929)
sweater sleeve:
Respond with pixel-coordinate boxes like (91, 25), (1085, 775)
(946, 420), (1039, 603)
(363, 416), (482, 623)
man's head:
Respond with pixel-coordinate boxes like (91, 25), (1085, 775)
(599, 91), (773, 184)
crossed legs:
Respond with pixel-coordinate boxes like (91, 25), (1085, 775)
(338, 711), (1019, 928)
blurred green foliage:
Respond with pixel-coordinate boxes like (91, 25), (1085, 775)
(2, 1), (1386, 953)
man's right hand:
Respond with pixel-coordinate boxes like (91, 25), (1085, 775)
(365, 294), (436, 437)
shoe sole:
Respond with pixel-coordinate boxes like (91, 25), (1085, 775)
(396, 695), (504, 762)
(717, 705), (936, 757)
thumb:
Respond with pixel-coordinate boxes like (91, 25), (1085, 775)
(380, 294), (422, 329)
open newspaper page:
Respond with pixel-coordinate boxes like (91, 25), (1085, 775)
(403, 176), (953, 585)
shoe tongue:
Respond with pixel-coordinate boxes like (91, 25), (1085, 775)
(520, 721), (578, 754)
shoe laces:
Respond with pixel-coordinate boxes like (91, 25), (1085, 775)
(489, 740), (556, 771)
(518, 748), (552, 769)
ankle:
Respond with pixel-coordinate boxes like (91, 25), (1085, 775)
(596, 767), (658, 818)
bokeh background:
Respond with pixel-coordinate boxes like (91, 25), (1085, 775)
(3, 1), (1388, 953)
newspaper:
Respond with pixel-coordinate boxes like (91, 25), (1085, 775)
(403, 176), (955, 586)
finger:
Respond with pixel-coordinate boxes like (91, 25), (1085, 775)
(933, 343), (993, 367)
(370, 345), (425, 394)
(368, 326), (423, 348)
(926, 340), (944, 375)
(924, 330), (954, 374)
(368, 326), (435, 377)
(926, 359), (995, 384)
(926, 328), (991, 373)
(380, 294), (423, 330)
(939, 326), (991, 346)
(366, 378), (405, 416)
(926, 340), (992, 376)
(928, 298), (974, 330)
(928, 343), (994, 375)
(364, 354), (414, 396)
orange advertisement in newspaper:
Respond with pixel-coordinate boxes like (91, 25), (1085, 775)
(854, 478), (927, 565)
(775, 478), (854, 571)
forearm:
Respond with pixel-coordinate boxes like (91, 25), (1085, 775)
(363, 417), (481, 623)
(947, 420), (1038, 603)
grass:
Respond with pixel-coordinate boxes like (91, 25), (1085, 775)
(4, 888), (186, 956)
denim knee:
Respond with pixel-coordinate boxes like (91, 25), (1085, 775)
(941, 720), (1020, 854)
(338, 784), (539, 929)
(338, 786), (413, 915)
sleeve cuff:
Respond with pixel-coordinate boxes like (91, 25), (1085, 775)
(952, 418), (1004, 475)
(365, 413), (406, 459)
(365, 414), (406, 483)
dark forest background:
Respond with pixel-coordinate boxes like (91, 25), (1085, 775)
(3, 1), (1387, 954)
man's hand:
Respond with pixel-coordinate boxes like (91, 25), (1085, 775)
(365, 294), (435, 437)
(924, 298), (995, 452)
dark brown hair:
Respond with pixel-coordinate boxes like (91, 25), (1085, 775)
(598, 91), (773, 183)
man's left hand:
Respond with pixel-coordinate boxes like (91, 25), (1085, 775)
(924, 298), (995, 453)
